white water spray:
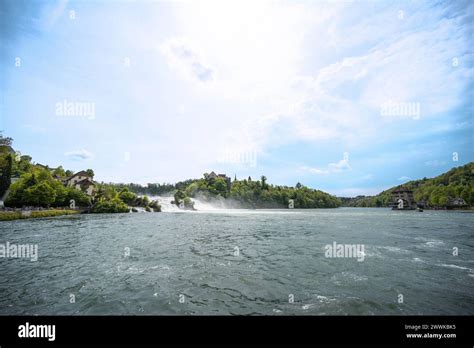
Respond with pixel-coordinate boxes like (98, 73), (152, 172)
(144, 195), (220, 212)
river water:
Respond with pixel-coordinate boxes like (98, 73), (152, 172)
(0, 208), (473, 315)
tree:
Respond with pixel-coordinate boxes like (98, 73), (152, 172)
(119, 189), (137, 205)
(174, 190), (186, 206)
(86, 169), (94, 178)
(91, 198), (129, 213)
(0, 153), (12, 198)
(261, 175), (268, 190)
(66, 187), (91, 207)
(185, 182), (199, 197)
(212, 177), (228, 197)
(12, 155), (32, 176)
(25, 182), (56, 207)
(438, 195), (448, 207)
(296, 182), (302, 189)
(0, 132), (13, 146)
(149, 200), (162, 212)
(183, 197), (195, 209)
(95, 184), (119, 201)
(52, 166), (66, 177)
(461, 188), (471, 205)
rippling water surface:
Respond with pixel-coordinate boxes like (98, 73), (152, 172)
(0, 208), (473, 315)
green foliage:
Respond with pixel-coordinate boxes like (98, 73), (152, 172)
(0, 132), (13, 146)
(11, 155), (33, 177)
(149, 200), (161, 212)
(65, 187), (91, 207)
(173, 189), (195, 209)
(91, 198), (129, 213)
(85, 169), (94, 178)
(183, 197), (195, 209)
(228, 179), (340, 208)
(119, 188), (138, 205)
(210, 177), (228, 197)
(342, 162), (473, 208)
(0, 209), (79, 221)
(0, 134), (161, 214)
(24, 182), (56, 207)
(184, 182), (199, 197)
(168, 175), (340, 209)
(0, 151), (12, 197)
(174, 189), (186, 204)
(95, 185), (159, 212)
(5, 168), (91, 208)
(52, 166), (66, 178)
(94, 184), (119, 201)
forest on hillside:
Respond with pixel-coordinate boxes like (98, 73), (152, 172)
(340, 162), (473, 208)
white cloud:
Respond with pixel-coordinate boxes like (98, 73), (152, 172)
(65, 149), (94, 161)
(398, 176), (412, 181)
(425, 160), (447, 167)
(159, 38), (215, 83)
(157, 0), (473, 163)
(52, 1), (472, 184)
(300, 156), (352, 176)
(329, 187), (384, 197)
(328, 158), (352, 172)
(41, 0), (68, 30)
(360, 174), (374, 180)
(231, 1), (474, 151)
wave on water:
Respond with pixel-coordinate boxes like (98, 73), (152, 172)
(302, 295), (336, 310)
(377, 246), (410, 254)
(414, 237), (446, 248)
(435, 264), (473, 272)
(425, 241), (445, 247)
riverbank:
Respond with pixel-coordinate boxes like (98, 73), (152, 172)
(0, 209), (80, 221)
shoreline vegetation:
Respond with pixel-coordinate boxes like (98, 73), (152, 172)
(339, 162), (473, 210)
(0, 209), (80, 221)
(0, 133), (161, 217)
(1, 133), (472, 220)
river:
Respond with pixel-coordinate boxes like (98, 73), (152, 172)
(0, 207), (472, 314)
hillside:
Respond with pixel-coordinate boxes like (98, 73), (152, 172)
(340, 162), (473, 208)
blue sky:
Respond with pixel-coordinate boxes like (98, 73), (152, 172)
(1, 0), (473, 196)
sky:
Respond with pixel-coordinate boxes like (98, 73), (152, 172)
(1, 0), (473, 196)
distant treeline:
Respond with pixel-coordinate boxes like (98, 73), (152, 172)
(110, 175), (341, 209)
(107, 180), (196, 196)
